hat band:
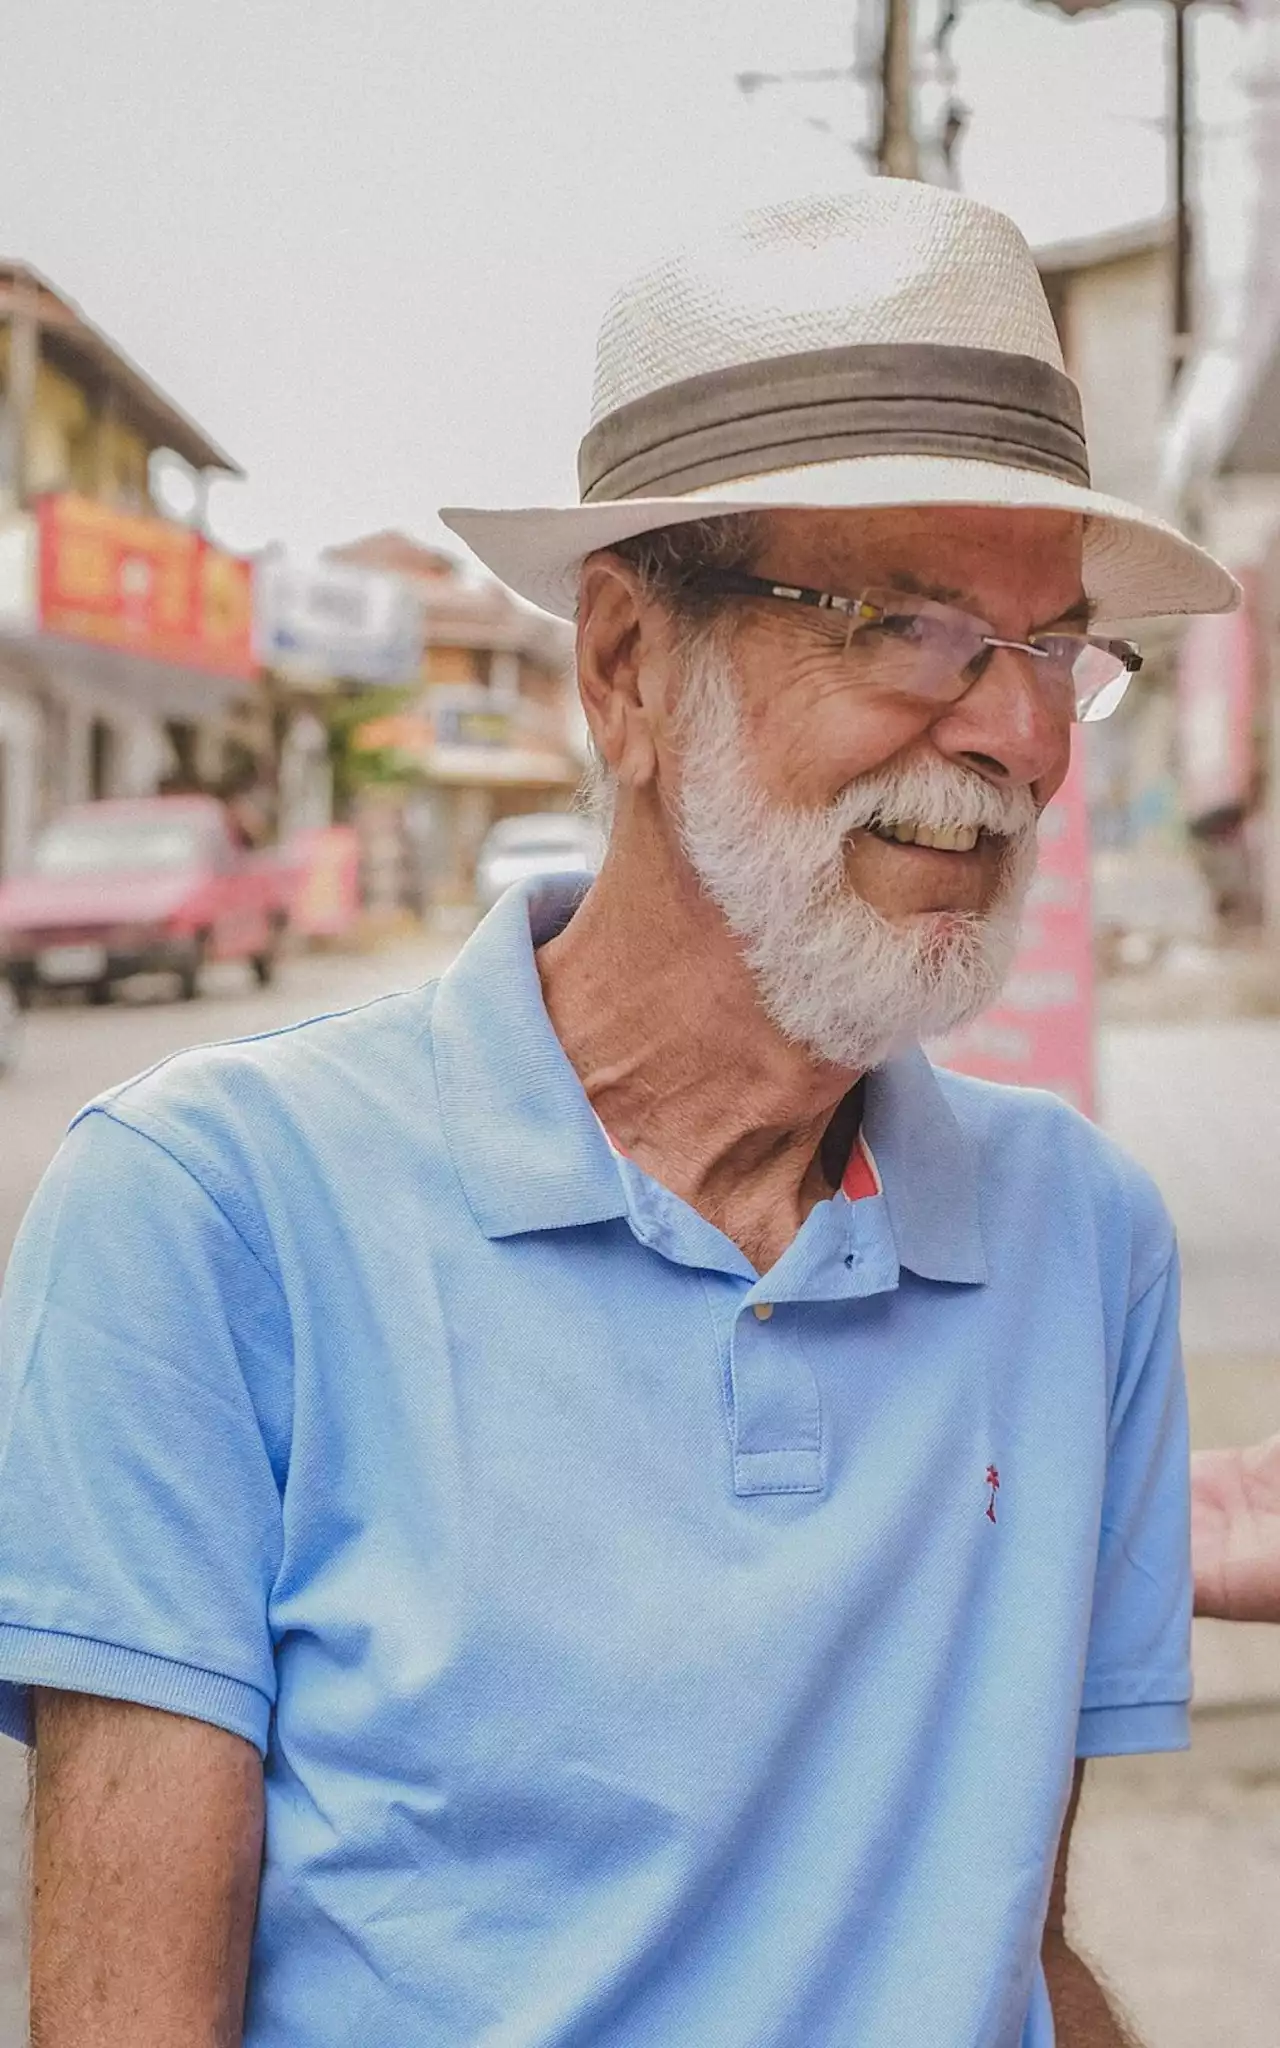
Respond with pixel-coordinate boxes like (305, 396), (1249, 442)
(578, 343), (1090, 502)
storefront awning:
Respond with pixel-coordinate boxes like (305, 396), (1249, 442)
(0, 627), (257, 722)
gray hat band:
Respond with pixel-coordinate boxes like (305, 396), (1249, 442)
(577, 343), (1090, 502)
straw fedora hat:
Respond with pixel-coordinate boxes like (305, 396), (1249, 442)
(441, 181), (1237, 626)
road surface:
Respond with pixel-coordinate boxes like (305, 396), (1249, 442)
(0, 948), (1276, 2045)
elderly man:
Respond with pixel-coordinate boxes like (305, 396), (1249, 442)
(0, 184), (1239, 2047)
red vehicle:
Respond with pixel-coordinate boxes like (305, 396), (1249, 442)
(0, 795), (293, 1006)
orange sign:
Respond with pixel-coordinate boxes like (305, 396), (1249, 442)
(352, 713), (434, 759)
(37, 493), (256, 679)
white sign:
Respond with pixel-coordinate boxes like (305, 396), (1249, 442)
(254, 553), (424, 687)
(0, 514), (37, 633)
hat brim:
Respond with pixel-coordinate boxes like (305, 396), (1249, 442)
(442, 454), (1239, 625)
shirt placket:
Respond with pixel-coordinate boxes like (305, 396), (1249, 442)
(726, 1195), (901, 1499)
(728, 1299), (824, 1496)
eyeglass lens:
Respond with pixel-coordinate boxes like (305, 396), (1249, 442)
(844, 604), (1131, 723)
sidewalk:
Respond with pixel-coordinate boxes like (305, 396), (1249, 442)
(1098, 939), (1280, 1028)
(1070, 1729), (1280, 2048)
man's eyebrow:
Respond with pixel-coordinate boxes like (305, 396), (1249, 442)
(882, 572), (966, 606)
(882, 573), (1095, 631)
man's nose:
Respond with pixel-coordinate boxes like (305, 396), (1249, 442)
(928, 642), (1072, 794)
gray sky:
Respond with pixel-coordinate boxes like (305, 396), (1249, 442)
(0, 0), (1248, 564)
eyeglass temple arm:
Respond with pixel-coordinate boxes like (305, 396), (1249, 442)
(990, 632), (1144, 675)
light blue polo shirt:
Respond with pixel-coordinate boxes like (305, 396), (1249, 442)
(0, 877), (1189, 2048)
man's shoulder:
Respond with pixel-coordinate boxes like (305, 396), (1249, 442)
(930, 1062), (1175, 1304)
(76, 979), (449, 1203)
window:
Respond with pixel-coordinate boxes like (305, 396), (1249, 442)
(89, 718), (114, 800)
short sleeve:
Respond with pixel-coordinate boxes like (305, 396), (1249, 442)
(1077, 1242), (1191, 1758)
(0, 1108), (290, 1755)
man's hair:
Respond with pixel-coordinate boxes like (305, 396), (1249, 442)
(576, 514), (765, 830)
(606, 513), (766, 623)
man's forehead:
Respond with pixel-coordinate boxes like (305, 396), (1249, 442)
(886, 566), (1092, 627)
(751, 505), (1089, 625)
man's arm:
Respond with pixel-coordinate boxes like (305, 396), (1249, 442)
(1041, 1761), (1143, 2048)
(29, 1689), (264, 2048)
(1191, 1435), (1280, 1622)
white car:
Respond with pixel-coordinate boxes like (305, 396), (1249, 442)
(474, 812), (603, 913)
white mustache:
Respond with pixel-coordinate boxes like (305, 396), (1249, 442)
(826, 756), (1038, 843)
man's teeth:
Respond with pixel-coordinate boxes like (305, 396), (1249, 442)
(877, 821), (981, 852)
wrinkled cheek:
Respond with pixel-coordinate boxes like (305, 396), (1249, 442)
(743, 685), (932, 807)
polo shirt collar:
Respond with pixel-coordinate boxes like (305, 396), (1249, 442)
(433, 877), (987, 1284)
(432, 877), (627, 1238)
(862, 1046), (988, 1285)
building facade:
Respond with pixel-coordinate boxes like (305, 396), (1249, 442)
(326, 532), (580, 916)
(1036, 221), (1220, 954)
(0, 263), (258, 876)
(1159, 0), (1280, 941)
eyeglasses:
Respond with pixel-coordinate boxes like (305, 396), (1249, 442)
(688, 570), (1142, 724)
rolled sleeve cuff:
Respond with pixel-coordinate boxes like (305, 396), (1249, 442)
(0, 1623), (272, 1755)
(1076, 1698), (1190, 1757)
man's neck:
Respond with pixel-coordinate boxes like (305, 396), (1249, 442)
(536, 819), (859, 1271)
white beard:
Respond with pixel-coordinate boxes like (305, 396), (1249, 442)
(671, 632), (1040, 1073)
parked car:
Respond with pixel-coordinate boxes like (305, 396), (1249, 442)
(474, 811), (604, 913)
(0, 795), (294, 1007)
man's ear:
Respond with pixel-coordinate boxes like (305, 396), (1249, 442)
(575, 555), (667, 796)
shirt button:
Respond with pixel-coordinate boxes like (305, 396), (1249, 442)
(752, 1302), (774, 1321)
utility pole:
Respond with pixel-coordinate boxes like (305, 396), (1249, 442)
(1035, 0), (1235, 384)
(878, 0), (921, 177)
(736, 8), (933, 183)
(1171, 0), (1194, 383)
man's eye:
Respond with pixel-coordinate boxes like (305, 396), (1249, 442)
(871, 611), (928, 643)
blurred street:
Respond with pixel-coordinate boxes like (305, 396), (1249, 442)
(0, 949), (1275, 2044)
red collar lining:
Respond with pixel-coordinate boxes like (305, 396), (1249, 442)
(841, 1134), (882, 1204)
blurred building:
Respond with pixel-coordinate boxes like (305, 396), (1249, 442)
(1036, 220), (1219, 955)
(1039, 220), (1173, 510)
(0, 262), (258, 875)
(322, 533), (579, 917)
(1159, 0), (1280, 941)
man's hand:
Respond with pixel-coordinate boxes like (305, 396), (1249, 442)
(30, 1689), (264, 2048)
(1191, 1435), (1280, 1623)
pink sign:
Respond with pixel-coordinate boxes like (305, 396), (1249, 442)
(1177, 579), (1257, 822)
(286, 825), (361, 939)
(932, 753), (1095, 1118)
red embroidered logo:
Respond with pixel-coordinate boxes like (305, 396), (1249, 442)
(985, 1465), (1000, 1523)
